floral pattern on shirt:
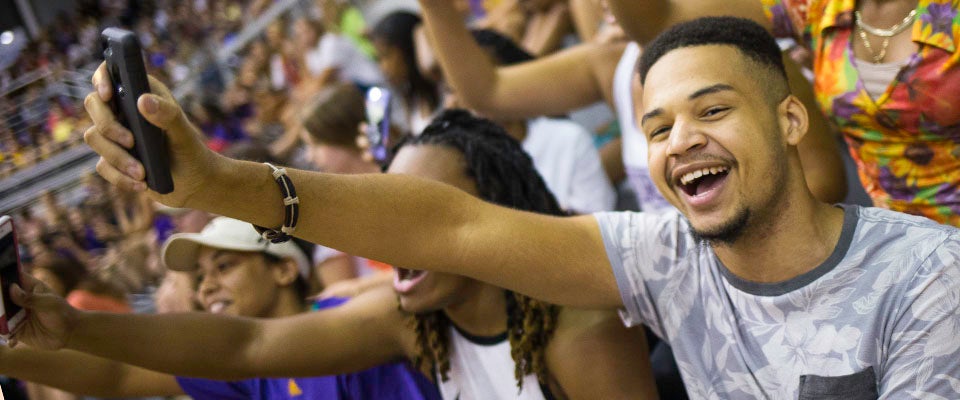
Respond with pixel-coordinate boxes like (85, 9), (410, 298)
(764, 0), (960, 225)
(597, 206), (960, 398)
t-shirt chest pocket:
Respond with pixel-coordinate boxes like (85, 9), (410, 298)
(797, 366), (878, 400)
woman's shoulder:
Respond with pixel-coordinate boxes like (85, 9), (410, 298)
(545, 307), (658, 399)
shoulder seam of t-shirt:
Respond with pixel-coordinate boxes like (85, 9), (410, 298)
(902, 229), (958, 292)
(718, 204), (859, 296)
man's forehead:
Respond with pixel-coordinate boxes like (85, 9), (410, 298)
(636, 46), (752, 107)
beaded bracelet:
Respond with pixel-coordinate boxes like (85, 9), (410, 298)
(253, 162), (299, 243)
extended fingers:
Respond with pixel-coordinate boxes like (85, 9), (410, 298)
(84, 93), (134, 147)
(85, 123), (145, 181)
(10, 283), (31, 308)
(91, 62), (112, 102)
(17, 271), (42, 294)
(83, 123), (142, 178)
(95, 157), (147, 192)
(84, 89), (147, 189)
(10, 272), (52, 307)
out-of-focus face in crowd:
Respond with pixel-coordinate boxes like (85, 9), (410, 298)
(373, 39), (409, 90)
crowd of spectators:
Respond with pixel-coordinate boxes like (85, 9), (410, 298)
(4, 0), (958, 398)
(0, 0), (269, 179)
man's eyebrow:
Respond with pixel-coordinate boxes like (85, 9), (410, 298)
(689, 84), (735, 101)
(640, 108), (663, 127)
(640, 84), (736, 127)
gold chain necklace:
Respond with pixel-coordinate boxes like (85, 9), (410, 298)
(855, 9), (917, 37)
(857, 25), (891, 63)
(854, 9), (917, 63)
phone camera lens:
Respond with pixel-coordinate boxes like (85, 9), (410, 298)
(103, 48), (113, 58)
(117, 85), (125, 97)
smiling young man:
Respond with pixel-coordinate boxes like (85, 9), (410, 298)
(596, 18), (958, 398)
(16, 15), (960, 399)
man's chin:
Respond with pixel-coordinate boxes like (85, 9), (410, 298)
(688, 208), (751, 246)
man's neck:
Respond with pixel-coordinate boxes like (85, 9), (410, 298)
(443, 283), (508, 337)
(712, 192), (846, 284)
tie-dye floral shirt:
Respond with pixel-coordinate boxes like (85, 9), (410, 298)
(764, 0), (960, 226)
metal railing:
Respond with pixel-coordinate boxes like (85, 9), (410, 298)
(171, 0), (308, 100)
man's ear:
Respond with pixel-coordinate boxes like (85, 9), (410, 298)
(270, 257), (301, 287)
(778, 94), (808, 146)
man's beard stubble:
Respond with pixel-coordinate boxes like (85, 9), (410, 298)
(688, 208), (751, 247)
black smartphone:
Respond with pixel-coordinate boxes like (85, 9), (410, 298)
(0, 215), (26, 337)
(364, 86), (392, 164)
(102, 27), (174, 194)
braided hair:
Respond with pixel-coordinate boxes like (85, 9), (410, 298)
(389, 109), (563, 389)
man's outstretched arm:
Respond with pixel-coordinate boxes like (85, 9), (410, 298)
(84, 65), (622, 309)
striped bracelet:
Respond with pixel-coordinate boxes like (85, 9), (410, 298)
(253, 162), (299, 243)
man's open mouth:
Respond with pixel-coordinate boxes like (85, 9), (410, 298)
(677, 166), (730, 197)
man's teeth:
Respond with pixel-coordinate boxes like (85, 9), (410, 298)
(680, 167), (728, 186)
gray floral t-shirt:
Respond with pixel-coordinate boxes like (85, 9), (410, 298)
(595, 205), (960, 399)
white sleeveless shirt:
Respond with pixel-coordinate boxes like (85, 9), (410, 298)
(613, 42), (672, 212)
(435, 326), (554, 400)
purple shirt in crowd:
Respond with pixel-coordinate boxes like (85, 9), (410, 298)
(175, 297), (440, 400)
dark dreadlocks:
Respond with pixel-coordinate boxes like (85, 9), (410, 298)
(389, 109), (564, 389)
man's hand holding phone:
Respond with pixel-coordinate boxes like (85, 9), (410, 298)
(84, 61), (221, 208)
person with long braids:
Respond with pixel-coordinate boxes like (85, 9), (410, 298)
(8, 110), (658, 399)
(391, 111), (608, 398)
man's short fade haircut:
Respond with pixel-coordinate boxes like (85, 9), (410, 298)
(638, 16), (787, 86)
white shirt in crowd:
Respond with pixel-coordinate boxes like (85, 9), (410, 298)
(523, 117), (616, 213)
(436, 325), (551, 400)
(305, 33), (384, 87)
(613, 42), (671, 212)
